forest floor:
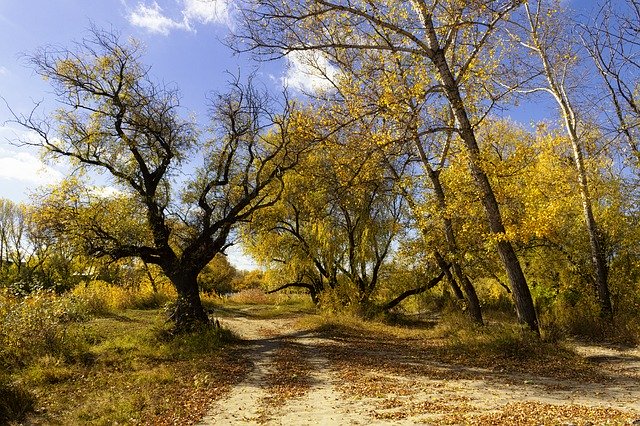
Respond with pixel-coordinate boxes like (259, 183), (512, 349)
(198, 305), (640, 426)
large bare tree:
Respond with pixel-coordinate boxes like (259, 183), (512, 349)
(12, 29), (304, 330)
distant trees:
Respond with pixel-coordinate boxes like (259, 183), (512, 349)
(12, 29), (306, 330)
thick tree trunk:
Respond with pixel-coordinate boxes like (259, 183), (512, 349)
(167, 272), (210, 331)
(428, 47), (539, 333)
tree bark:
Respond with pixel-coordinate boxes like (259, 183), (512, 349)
(423, 17), (539, 334)
(167, 271), (209, 331)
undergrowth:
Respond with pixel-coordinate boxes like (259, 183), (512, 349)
(0, 283), (245, 424)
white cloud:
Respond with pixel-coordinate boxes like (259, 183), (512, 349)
(183, 0), (230, 26)
(0, 66), (8, 76)
(282, 51), (339, 93)
(0, 127), (65, 186)
(226, 244), (259, 271)
(127, 0), (231, 35)
(128, 2), (186, 35)
(89, 185), (124, 199)
(0, 152), (64, 185)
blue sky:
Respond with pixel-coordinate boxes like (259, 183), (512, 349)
(0, 0), (298, 268)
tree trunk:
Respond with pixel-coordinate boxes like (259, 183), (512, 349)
(526, 4), (614, 321)
(434, 250), (465, 300)
(167, 272), (210, 331)
(424, 161), (484, 325)
(568, 128), (613, 320)
(429, 46), (539, 333)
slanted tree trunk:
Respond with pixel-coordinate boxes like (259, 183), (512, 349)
(434, 250), (465, 300)
(267, 282), (320, 304)
(422, 153), (483, 325)
(383, 271), (446, 312)
(423, 16), (539, 334)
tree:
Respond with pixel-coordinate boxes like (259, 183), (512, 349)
(237, 0), (540, 332)
(0, 199), (26, 282)
(198, 254), (238, 294)
(513, 0), (613, 319)
(247, 128), (408, 310)
(11, 29), (304, 330)
(581, 0), (640, 165)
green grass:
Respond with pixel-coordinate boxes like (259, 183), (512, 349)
(6, 309), (249, 425)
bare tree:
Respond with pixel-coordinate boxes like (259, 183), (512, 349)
(11, 29), (304, 330)
(581, 0), (640, 164)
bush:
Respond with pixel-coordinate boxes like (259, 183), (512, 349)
(72, 280), (174, 314)
(226, 288), (274, 305)
(0, 289), (90, 369)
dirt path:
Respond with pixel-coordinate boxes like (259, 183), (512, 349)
(199, 312), (640, 425)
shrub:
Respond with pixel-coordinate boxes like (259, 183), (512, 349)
(226, 288), (274, 305)
(0, 289), (89, 368)
(72, 280), (174, 314)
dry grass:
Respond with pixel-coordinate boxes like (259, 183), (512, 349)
(7, 308), (250, 425)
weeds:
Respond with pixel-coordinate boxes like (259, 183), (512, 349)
(72, 280), (174, 315)
(0, 289), (89, 369)
(0, 377), (35, 424)
(0, 282), (247, 424)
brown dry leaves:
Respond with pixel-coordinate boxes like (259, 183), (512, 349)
(129, 348), (251, 426)
(315, 324), (639, 425)
(260, 342), (312, 410)
(446, 401), (638, 425)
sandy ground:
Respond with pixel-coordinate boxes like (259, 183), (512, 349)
(198, 313), (640, 425)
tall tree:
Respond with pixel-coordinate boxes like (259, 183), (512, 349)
(581, 0), (640, 164)
(515, 0), (613, 319)
(11, 29), (304, 330)
(237, 0), (539, 332)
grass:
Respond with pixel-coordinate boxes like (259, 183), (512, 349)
(206, 290), (317, 319)
(3, 286), (635, 424)
(302, 307), (602, 380)
(6, 309), (250, 425)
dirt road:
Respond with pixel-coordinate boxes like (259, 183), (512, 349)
(198, 311), (640, 425)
